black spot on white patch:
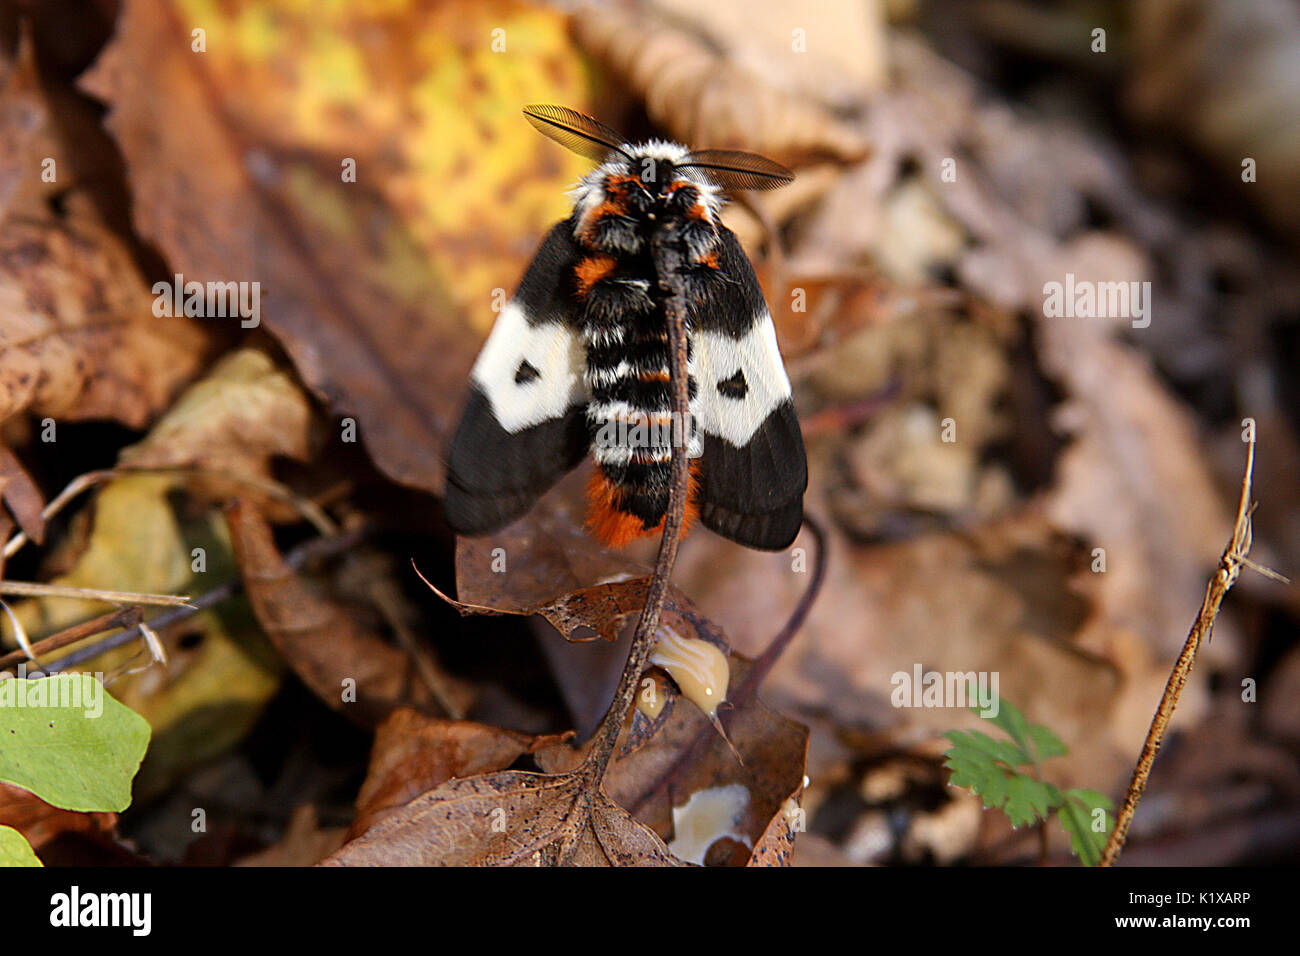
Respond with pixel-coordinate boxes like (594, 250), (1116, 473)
(717, 368), (748, 400)
(514, 359), (541, 385)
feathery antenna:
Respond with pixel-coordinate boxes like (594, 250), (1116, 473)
(522, 105), (632, 161)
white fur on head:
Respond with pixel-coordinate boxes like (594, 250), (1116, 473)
(570, 141), (724, 233)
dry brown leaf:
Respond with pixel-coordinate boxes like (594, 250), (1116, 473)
(83, 0), (595, 496)
(0, 780), (117, 850)
(537, 656), (808, 866)
(434, 569), (662, 646)
(0, 34), (55, 222)
(447, 471), (668, 732)
(350, 709), (570, 838)
(571, 5), (870, 167)
(118, 348), (312, 490)
(323, 769), (683, 867)
(454, 469), (656, 609)
(1032, 234), (1236, 658)
(747, 786), (804, 867)
(0, 214), (211, 431)
(225, 500), (437, 728)
(0, 32), (211, 433)
(652, 0), (888, 105)
(235, 804), (346, 868)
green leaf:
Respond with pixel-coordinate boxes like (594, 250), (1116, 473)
(985, 698), (1034, 758)
(946, 694), (1117, 861)
(1028, 724), (1068, 761)
(975, 729), (1034, 769)
(1058, 793), (1111, 866)
(946, 729), (1030, 769)
(1003, 775), (1055, 827)
(0, 674), (151, 812)
(944, 754), (993, 795)
(1066, 788), (1115, 812)
(0, 825), (42, 866)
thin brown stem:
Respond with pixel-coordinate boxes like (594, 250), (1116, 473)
(1100, 438), (1286, 866)
(0, 607), (143, 671)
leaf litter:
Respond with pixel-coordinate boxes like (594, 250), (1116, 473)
(0, 0), (1295, 867)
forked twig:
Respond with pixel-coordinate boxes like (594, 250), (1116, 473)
(1100, 437), (1288, 866)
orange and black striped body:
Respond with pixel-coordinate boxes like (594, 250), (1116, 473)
(571, 157), (724, 546)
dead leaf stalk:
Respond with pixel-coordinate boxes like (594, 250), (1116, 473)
(0, 581), (193, 607)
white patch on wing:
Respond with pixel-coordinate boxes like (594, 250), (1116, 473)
(471, 301), (586, 433)
(694, 312), (792, 447)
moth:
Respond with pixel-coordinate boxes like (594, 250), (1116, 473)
(444, 105), (807, 551)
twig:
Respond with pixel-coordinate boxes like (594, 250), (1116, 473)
(745, 513), (827, 692)
(39, 525), (368, 675)
(0, 607), (143, 671)
(368, 566), (467, 719)
(120, 464), (339, 537)
(2, 464), (337, 562)
(0, 581), (193, 607)
(2, 469), (111, 560)
(578, 224), (694, 786)
(1100, 437), (1288, 866)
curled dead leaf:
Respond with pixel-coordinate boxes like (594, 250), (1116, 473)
(0, 444), (43, 544)
(571, 5), (870, 167)
(225, 500), (439, 728)
(117, 349), (313, 500)
(538, 655), (808, 866)
(421, 561), (656, 645)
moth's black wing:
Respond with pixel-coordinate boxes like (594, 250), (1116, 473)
(444, 219), (590, 535)
(691, 227), (807, 550)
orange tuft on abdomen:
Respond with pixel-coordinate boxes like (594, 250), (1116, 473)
(585, 464), (700, 548)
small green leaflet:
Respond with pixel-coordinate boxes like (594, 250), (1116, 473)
(0, 674), (151, 812)
(942, 695), (1113, 865)
(1058, 789), (1115, 867)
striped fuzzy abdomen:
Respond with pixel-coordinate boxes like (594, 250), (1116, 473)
(579, 260), (701, 545)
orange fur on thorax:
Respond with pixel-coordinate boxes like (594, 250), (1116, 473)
(574, 254), (617, 297)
